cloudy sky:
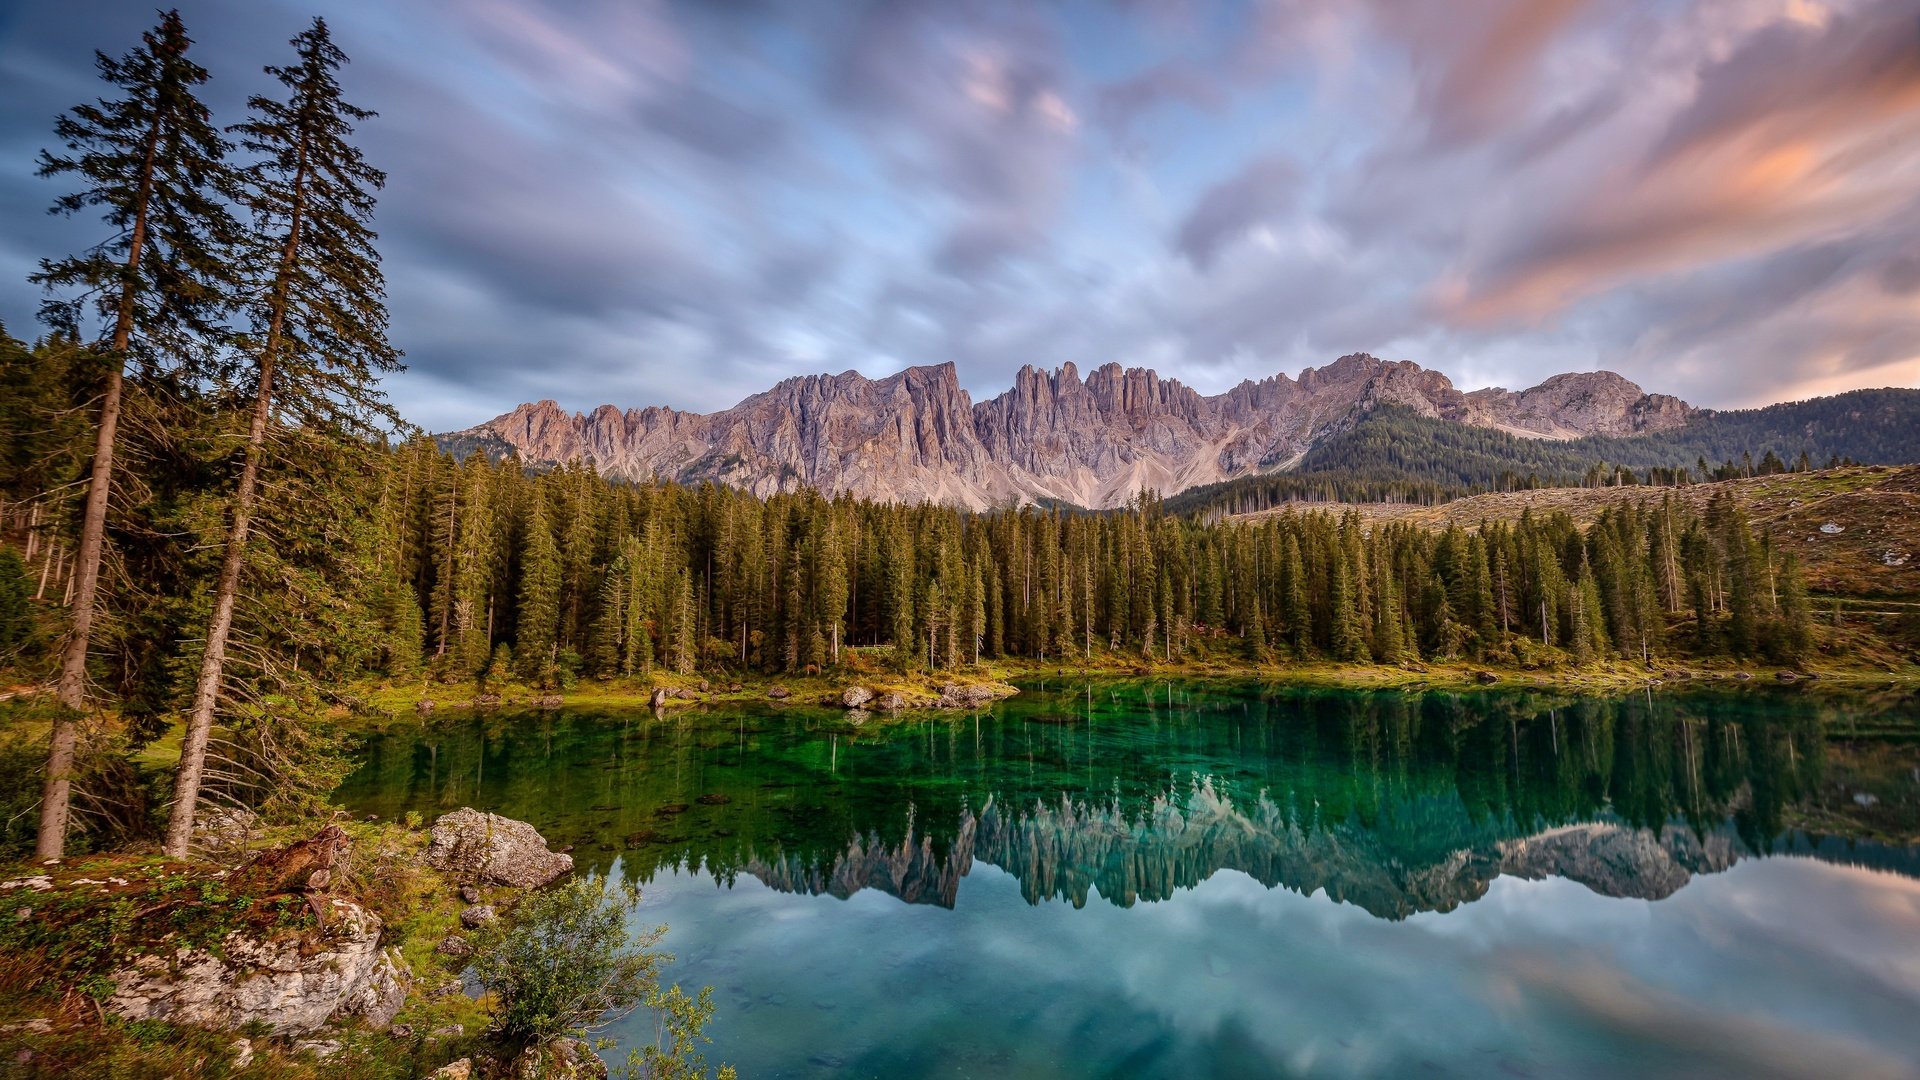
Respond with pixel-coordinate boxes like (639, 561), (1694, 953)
(2, 0), (1917, 431)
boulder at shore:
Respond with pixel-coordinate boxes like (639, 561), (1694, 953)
(109, 898), (408, 1034)
(423, 808), (574, 889)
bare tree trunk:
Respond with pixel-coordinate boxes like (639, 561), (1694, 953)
(38, 120), (161, 861)
(164, 141), (306, 858)
(165, 355), (275, 855)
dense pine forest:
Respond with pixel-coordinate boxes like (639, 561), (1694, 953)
(357, 438), (1817, 689)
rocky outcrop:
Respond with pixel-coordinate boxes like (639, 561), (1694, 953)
(456, 354), (1696, 509)
(108, 898), (409, 1034)
(1462, 371), (1693, 439)
(423, 808), (574, 889)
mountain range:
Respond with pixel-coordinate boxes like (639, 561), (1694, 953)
(451, 353), (1700, 509)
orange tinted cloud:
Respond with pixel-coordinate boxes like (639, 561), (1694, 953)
(1440, 0), (1920, 325)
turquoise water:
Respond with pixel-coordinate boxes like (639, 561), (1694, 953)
(336, 683), (1920, 1078)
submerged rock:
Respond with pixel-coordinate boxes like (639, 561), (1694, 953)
(423, 808), (574, 889)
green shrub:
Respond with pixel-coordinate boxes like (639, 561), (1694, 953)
(469, 877), (665, 1048)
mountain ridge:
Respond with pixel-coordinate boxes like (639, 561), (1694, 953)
(455, 353), (1694, 509)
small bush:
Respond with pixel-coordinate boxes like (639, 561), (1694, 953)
(469, 876), (664, 1048)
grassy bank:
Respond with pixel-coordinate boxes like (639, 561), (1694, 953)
(348, 633), (1920, 718)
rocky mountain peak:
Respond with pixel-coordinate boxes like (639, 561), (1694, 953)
(457, 355), (1697, 510)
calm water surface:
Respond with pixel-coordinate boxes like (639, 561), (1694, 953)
(336, 682), (1920, 1079)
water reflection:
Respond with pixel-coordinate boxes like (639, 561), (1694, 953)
(339, 684), (1920, 919)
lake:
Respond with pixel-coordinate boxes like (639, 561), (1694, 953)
(336, 682), (1920, 1078)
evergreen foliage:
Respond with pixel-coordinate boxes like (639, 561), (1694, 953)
(357, 448), (1814, 680)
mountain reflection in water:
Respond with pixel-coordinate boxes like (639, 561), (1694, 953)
(339, 683), (1920, 920)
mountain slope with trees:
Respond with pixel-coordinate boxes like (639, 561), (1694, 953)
(1166, 391), (1920, 517)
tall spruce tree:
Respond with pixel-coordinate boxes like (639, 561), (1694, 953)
(165, 18), (397, 856)
(32, 10), (238, 859)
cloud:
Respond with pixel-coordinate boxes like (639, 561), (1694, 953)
(1096, 61), (1224, 142)
(1, 0), (1916, 432)
(1173, 154), (1300, 270)
(1438, 0), (1920, 325)
(824, 0), (1080, 274)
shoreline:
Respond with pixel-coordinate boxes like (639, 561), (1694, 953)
(349, 654), (1920, 719)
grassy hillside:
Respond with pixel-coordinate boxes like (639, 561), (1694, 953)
(1238, 465), (1920, 599)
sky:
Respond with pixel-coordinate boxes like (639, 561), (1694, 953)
(1, 0), (1917, 432)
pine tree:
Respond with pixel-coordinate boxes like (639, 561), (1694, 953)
(516, 491), (562, 678)
(1281, 533), (1309, 656)
(1330, 553), (1365, 662)
(1772, 551), (1814, 664)
(166, 19), (398, 856)
(33, 10), (239, 859)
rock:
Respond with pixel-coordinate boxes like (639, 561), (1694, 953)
(423, 808), (574, 889)
(512, 1037), (608, 1080)
(1854, 792), (1881, 807)
(459, 884), (482, 904)
(431, 1024), (466, 1039)
(1776, 670), (1800, 682)
(345, 948), (411, 1028)
(0, 1019), (52, 1035)
(417, 699), (436, 713)
(230, 1038), (253, 1069)
(1474, 671), (1499, 684)
(537, 694), (564, 708)
(191, 807), (259, 857)
(934, 682), (1016, 709)
(459, 904), (497, 929)
(390, 1023), (414, 1038)
(841, 686), (873, 708)
(875, 691), (909, 711)
(650, 687), (668, 709)
(437, 934), (474, 958)
(767, 685), (790, 700)
(1820, 522), (1844, 535)
(294, 1039), (343, 1058)
(698, 680), (710, 692)
(108, 896), (403, 1035)
(728, 683), (743, 692)
(471, 357), (1692, 511)
(432, 1060), (474, 1080)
